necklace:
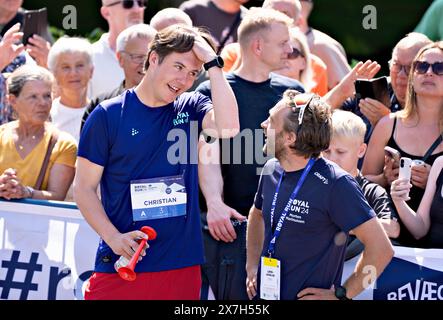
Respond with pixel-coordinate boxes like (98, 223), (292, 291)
(17, 132), (41, 150)
(18, 135), (36, 150)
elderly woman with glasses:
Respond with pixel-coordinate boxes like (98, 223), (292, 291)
(48, 37), (94, 144)
(0, 65), (77, 201)
(363, 41), (443, 247)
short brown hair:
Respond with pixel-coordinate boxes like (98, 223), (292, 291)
(237, 8), (293, 50)
(144, 24), (216, 70)
(281, 90), (332, 158)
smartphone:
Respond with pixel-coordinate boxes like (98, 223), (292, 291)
(399, 157), (412, 181)
(384, 146), (401, 162)
(22, 8), (48, 45)
(355, 76), (390, 107)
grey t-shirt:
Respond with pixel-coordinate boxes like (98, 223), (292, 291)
(179, 0), (248, 51)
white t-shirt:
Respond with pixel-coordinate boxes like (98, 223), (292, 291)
(89, 33), (125, 100)
(50, 98), (87, 144)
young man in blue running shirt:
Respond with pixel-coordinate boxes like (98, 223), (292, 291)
(74, 25), (239, 300)
(246, 90), (393, 300)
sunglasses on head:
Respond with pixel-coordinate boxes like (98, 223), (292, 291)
(288, 47), (304, 60)
(106, 0), (146, 9)
(288, 94), (315, 135)
(414, 61), (443, 76)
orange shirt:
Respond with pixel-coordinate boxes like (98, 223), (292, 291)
(221, 42), (240, 72)
(309, 54), (328, 96)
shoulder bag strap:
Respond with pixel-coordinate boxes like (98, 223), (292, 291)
(217, 11), (242, 55)
(34, 129), (59, 190)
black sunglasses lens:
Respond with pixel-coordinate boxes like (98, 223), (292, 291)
(289, 48), (302, 59)
(122, 0), (133, 8)
(122, 0), (144, 8)
(415, 61), (430, 74)
(416, 61), (443, 75)
(432, 62), (443, 75)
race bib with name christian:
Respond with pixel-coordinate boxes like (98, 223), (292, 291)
(130, 175), (187, 221)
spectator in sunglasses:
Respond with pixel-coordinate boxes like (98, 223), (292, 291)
(363, 41), (443, 248)
(220, 0), (329, 96)
(89, 0), (146, 99)
(324, 33), (431, 147)
(275, 27), (328, 96)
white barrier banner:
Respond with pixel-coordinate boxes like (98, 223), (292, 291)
(1, 199), (443, 300)
(0, 199), (99, 300)
(343, 246), (443, 300)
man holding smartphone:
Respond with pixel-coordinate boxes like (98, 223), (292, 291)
(358, 33), (432, 128)
(324, 33), (432, 144)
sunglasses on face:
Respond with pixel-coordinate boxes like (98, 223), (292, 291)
(106, 0), (146, 9)
(288, 47), (305, 60)
(389, 60), (411, 75)
(414, 61), (443, 76)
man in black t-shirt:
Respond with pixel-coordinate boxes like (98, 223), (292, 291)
(179, 0), (249, 53)
(196, 8), (304, 300)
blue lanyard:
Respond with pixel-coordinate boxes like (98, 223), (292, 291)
(267, 158), (316, 257)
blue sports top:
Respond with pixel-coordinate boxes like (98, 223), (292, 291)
(78, 89), (212, 272)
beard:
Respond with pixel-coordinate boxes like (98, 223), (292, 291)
(263, 132), (285, 159)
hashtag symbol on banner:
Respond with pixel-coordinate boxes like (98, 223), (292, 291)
(0, 251), (42, 300)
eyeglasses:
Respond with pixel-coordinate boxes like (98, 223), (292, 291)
(106, 0), (146, 9)
(389, 60), (411, 75)
(122, 51), (147, 64)
(288, 93), (315, 135)
(288, 47), (305, 60)
(414, 61), (443, 76)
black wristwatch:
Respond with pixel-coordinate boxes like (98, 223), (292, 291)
(203, 56), (224, 71)
(335, 285), (351, 300)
